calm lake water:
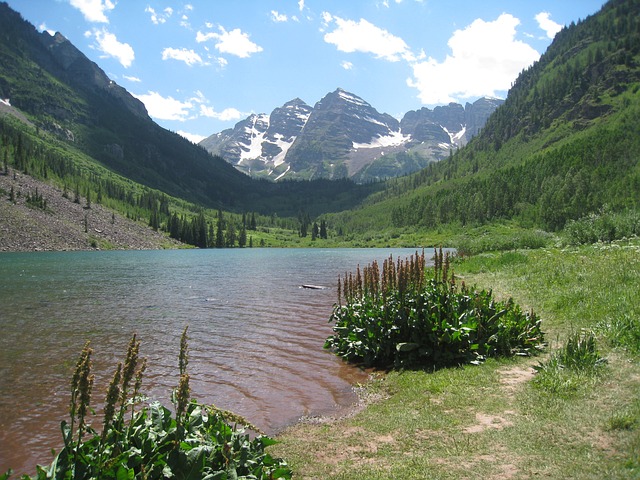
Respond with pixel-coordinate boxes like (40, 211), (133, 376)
(0, 247), (430, 475)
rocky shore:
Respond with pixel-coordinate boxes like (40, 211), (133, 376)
(0, 169), (183, 252)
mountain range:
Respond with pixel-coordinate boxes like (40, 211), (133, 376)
(0, 1), (376, 217)
(200, 89), (503, 182)
(0, 0), (638, 251)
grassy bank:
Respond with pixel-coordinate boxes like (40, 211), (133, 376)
(272, 239), (640, 479)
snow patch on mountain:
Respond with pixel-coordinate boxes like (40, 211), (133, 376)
(238, 114), (269, 163)
(337, 88), (369, 107)
(442, 125), (466, 145)
(353, 131), (410, 149)
(271, 134), (295, 167)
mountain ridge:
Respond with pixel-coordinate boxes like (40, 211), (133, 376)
(200, 88), (503, 182)
(325, 0), (640, 237)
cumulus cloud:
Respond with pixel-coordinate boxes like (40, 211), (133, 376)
(145, 6), (173, 25)
(132, 91), (193, 121)
(407, 13), (540, 104)
(69, 0), (115, 23)
(341, 60), (353, 70)
(199, 105), (243, 121)
(535, 12), (563, 39)
(91, 28), (135, 67)
(38, 23), (56, 35)
(323, 14), (412, 62)
(177, 131), (206, 144)
(132, 89), (243, 124)
(161, 47), (204, 66)
(271, 10), (288, 22)
(196, 26), (263, 58)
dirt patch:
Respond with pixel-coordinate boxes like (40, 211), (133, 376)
(497, 365), (536, 394)
(463, 412), (515, 434)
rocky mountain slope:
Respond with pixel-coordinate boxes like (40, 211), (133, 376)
(0, 168), (181, 251)
(200, 89), (503, 182)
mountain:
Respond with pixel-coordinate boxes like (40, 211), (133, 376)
(326, 0), (640, 236)
(200, 89), (502, 182)
(200, 98), (312, 180)
(0, 2), (375, 220)
(0, 1), (254, 209)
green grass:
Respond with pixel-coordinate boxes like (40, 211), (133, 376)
(272, 239), (640, 479)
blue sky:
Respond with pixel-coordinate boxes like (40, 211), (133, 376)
(7, 0), (605, 143)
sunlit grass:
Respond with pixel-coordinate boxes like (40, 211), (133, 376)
(273, 239), (640, 479)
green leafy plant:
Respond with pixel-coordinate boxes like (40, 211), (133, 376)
(325, 249), (545, 368)
(533, 330), (607, 396)
(3, 327), (291, 479)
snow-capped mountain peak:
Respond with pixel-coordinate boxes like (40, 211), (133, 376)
(200, 89), (503, 182)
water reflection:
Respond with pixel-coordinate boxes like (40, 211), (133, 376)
(0, 248), (429, 474)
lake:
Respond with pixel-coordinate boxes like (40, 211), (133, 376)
(0, 247), (433, 475)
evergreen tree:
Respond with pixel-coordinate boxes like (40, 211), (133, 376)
(215, 210), (224, 248)
(225, 221), (236, 247)
(149, 206), (159, 231)
(193, 211), (207, 248)
(311, 222), (319, 240)
(250, 212), (257, 230)
(320, 220), (328, 239)
(239, 224), (247, 248)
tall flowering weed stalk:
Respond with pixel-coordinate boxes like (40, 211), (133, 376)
(3, 328), (291, 480)
(326, 248), (545, 368)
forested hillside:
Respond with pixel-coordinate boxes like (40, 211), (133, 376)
(0, 1), (381, 249)
(328, 0), (640, 236)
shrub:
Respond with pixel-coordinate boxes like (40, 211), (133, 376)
(563, 208), (640, 245)
(454, 229), (553, 256)
(533, 330), (607, 396)
(325, 249), (545, 369)
(3, 328), (291, 480)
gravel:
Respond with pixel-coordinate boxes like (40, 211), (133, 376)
(0, 169), (184, 252)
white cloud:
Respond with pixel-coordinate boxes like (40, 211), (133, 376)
(145, 6), (173, 25)
(341, 60), (353, 70)
(407, 13), (540, 104)
(134, 89), (243, 124)
(177, 130), (206, 144)
(91, 28), (135, 67)
(271, 10), (288, 22)
(196, 26), (263, 58)
(323, 14), (412, 62)
(161, 47), (204, 66)
(123, 75), (141, 82)
(38, 23), (56, 35)
(133, 91), (192, 121)
(199, 105), (243, 121)
(535, 12), (562, 39)
(298, 0), (305, 11)
(69, 0), (115, 23)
